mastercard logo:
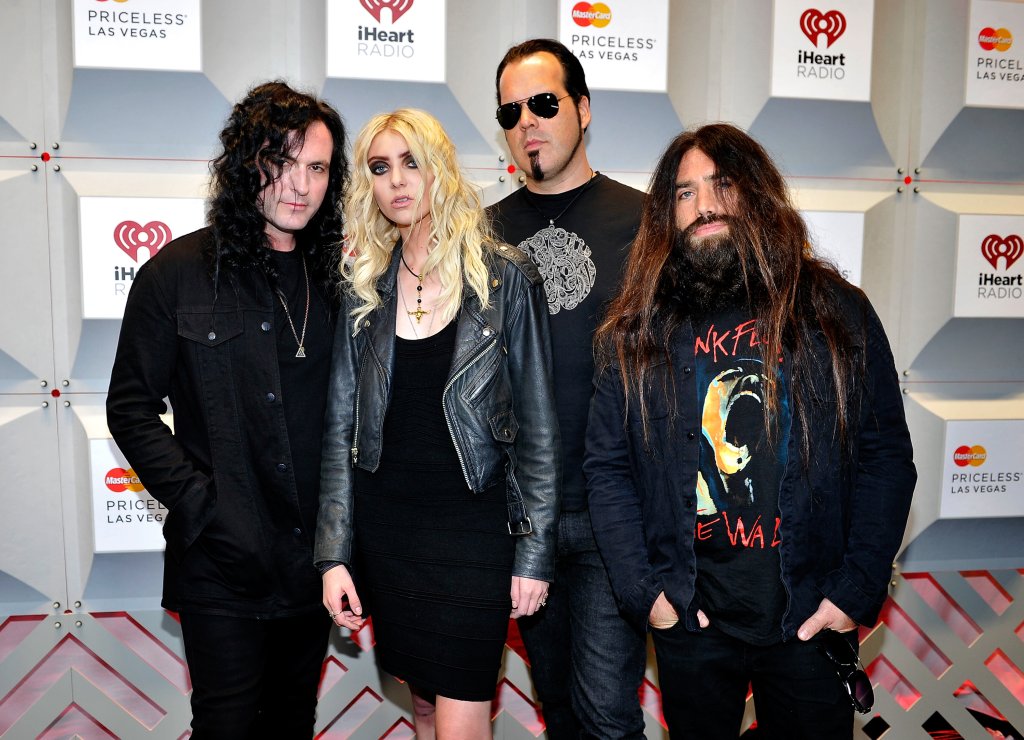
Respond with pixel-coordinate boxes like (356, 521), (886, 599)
(953, 445), (987, 467)
(572, 2), (612, 28)
(105, 468), (145, 493)
(978, 27), (1013, 52)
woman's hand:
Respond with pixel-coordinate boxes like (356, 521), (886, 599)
(510, 576), (550, 618)
(322, 564), (365, 630)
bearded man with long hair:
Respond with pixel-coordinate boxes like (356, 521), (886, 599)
(584, 123), (916, 739)
(107, 81), (348, 738)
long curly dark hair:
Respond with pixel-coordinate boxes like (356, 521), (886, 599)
(596, 123), (863, 458)
(208, 80), (348, 289)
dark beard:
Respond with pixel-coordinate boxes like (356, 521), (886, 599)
(674, 216), (746, 318)
(529, 107), (585, 182)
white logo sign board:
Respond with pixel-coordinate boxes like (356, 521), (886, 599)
(80, 196), (206, 320)
(804, 210), (864, 287)
(558, 0), (669, 92)
(327, 0), (446, 83)
(72, 0), (201, 72)
(91, 439), (168, 553)
(953, 214), (1024, 318)
(770, 0), (874, 101)
(966, 0), (1024, 108)
(940, 420), (1024, 519)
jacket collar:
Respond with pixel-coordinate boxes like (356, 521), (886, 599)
(365, 240), (497, 382)
(374, 239), (404, 298)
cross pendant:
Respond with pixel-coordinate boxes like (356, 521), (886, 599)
(408, 306), (430, 323)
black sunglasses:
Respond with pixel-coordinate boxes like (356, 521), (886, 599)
(818, 631), (874, 714)
(495, 93), (571, 130)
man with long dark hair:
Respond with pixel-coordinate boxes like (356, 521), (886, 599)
(585, 123), (916, 738)
(107, 81), (348, 738)
(489, 39), (648, 739)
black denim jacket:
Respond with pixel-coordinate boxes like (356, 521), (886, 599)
(315, 243), (562, 582)
(106, 228), (330, 617)
(584, 288), (916, 637)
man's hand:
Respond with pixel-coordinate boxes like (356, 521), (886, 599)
(797, 597), (856, 640)
(648, 592), (676, 629)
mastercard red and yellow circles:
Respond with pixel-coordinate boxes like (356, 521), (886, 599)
(953, 445), (987, 468)
(105, 468), (145, 493)
(978, 27), (1013, 52)
(572, 2), (612, 28)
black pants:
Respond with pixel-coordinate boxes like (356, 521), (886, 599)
(651, 624), (853, 739)
(179, 611), (331, 739)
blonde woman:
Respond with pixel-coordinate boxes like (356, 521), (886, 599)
(315, 109), (561, 738)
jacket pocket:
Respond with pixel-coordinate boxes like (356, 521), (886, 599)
(462, 342), (504, 408)
(163, 477), (217, 563)
(489, 408), (519, 444)
(176, 310), (244, 347)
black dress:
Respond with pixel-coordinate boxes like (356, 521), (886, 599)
(353, 319), (516, 701)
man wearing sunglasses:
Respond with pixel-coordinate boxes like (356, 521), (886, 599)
(488, 39), (648, 740)
(585, 123), (916, 738)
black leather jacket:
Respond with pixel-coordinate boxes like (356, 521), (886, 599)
(315, 243), (562, 582)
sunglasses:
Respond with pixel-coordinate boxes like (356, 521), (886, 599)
(495, 93), (571, 130)
(818, 630), (874, 714)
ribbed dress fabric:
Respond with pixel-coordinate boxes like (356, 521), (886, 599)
(353, 319), (515, 701)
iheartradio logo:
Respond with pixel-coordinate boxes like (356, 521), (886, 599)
(953, 445), (987, 468)
(978, 27), (1013, 52)
(114, 220), (172, 262)
(981, 234), (1023, 270)
(800, 9), (846, 48)
(361, 0), (413, 24)
(105, 467), (144, 492)
(572, 2), (612, 28)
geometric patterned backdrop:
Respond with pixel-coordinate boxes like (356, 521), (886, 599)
(2, 569), (1022, 738)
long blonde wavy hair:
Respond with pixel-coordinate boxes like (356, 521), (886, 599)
(343, 108), (495, 332)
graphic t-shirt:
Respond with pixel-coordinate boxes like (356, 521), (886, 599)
(691, 311), (790, 645)
(489, 174), (643, 511)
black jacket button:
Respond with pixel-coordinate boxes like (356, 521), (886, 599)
(276, 463), (288, 473)
(266, 392), (276, 402)
(261, 321), (271, 332)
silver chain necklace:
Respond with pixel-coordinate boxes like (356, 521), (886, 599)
(274, 254), (310, 358)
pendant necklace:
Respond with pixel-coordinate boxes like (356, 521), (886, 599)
(399, 274), (436, 338)
(400, 251), (430, 323)
(275, 254), (310, 358)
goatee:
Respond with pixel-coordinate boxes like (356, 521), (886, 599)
(528, 107), (585, 182)
(675, 216), (746, 317)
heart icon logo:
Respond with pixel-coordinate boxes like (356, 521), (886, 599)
(799, 9), (847, 48)
(360, 0), (414, 24)
(113, 220), (172, 262)
(980, 234), (1023, 270)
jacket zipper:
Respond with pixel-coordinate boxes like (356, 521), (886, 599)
(351, 350), (384, 466)
(442, 337), (497, 489)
